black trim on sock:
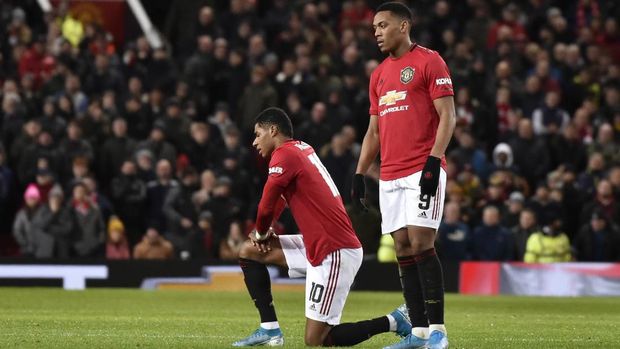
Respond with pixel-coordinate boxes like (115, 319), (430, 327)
(323, 317), (389, 346)
(397, 255), (428, 328)
(239, 258), (277, 323)
(415, 248), (445, 325)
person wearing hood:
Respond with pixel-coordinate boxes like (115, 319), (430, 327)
(523, 216), (571, 263)
(490, 142), (518, 173)
(12, 184), (42, 256)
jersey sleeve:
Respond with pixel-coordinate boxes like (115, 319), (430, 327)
(425, 53), (454, 100)
(368, 69), (379, 116)
(267, 148), (299, 188)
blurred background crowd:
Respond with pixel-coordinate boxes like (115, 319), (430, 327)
(0, 0), (619, 262)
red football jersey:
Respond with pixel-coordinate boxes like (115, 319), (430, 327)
(265, 140), (361, 266)
(369, 44), (454, 180)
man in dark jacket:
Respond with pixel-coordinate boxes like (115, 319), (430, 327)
(110, 160), (146, 246)
(70, 182), (105, 257)
(99, 118), (136, 184)
(574, 210), (620, 261)
(472, 205), (515, 261)
(163, 167), (199, 257)
(31, 185), (74, 258)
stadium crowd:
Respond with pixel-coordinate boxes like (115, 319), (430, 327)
(0, 0), (619, 262)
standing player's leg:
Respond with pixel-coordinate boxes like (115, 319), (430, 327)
(383, 170), (448, 349)
(379, 178), (429, 349)
(303, 248), (412, 347)
(233, 238), (288, 347)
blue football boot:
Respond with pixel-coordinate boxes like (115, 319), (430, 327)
(382, 333), (428, 349)
(427, 330), (449, 349)
(232, 327), (284, 347)
(389, 304), (412, 337)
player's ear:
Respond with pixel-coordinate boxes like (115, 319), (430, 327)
(400, 20), (407, 33)
(269, 124), (278, 137)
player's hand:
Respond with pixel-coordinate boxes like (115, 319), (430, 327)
(419, 156), (441, 197)
(351, 174), (368, 212)
(250, 228), (277, 253)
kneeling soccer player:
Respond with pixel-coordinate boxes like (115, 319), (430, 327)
(233, 107), (411, 347)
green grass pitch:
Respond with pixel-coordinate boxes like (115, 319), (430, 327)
(1, 288), (619, 348)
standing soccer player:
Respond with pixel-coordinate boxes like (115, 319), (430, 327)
(351, 3), (456, 349)
(232, 107), (411, 347)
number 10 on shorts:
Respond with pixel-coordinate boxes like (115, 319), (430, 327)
(309, 282), (325, 303)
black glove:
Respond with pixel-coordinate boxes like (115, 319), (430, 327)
(351, 174), (368, 211)
(419, 156), (441, 197)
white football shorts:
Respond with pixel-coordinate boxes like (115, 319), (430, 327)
(279, 234), (363, 325)
(379, 169), (447, 234)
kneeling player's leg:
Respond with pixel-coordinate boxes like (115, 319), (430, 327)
(238, 238), (287, 328)
(303, 248), (400, 347)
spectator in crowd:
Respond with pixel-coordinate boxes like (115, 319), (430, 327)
(134, 149), (156, 183)
(58, 121), (93, 178)
(197, 210), (217, 259)
(320, 133), (354, 198)
(99, 118), (136, 181)
(218, 220), (246, 261)
(156, 98), (191, 152)
(163, 167), (199, 257)
(146, 159), (177, 231)
(508, 118), (550, 188)
(574, 209), (620, 262)
(106, 215), (130, 260)
(12, 184), (41, 257)
(133, 227), (174, 260)
(502, 191), (525, 229)
(471, 206), (514, 261)
(17, 131), (59, 185)
(110, 160), (146, 245)
(588, 123), (620, 165)
(512, 207), (541, 261)
(236, 65), (278, 136)
(527, 184), (562, 227)
(532, 90), (570, 135)
(524, 216), (571, 263)
(296, 101), (333, 152)
(71, 182), (105, 258)
(186, 122), (219, 173)
(31, 184), (73, 258)
(580, 179), (620, 227)
(136, 122), (177, 167)
(437, 202), (471, 261)
(577, 151), (607, 197)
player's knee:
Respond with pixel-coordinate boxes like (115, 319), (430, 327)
(238, 240), (258, 260)
(409, 237), (434, 254)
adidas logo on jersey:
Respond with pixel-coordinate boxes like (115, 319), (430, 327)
(309, 304), (316, 311)
(418, 211), (428, 218)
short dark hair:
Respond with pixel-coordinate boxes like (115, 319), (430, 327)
(376, 2), (413, 23)
(255, 107), (293, 138)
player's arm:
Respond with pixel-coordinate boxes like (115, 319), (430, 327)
(252, 179), (285, 252)
(419, 96), (456, 197)
(352, 115), (379, 210)
(355, 115), (380, 175)
(430, 96), (456, 159)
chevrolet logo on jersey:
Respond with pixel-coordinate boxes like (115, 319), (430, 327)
(379, 90), (407, 106)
